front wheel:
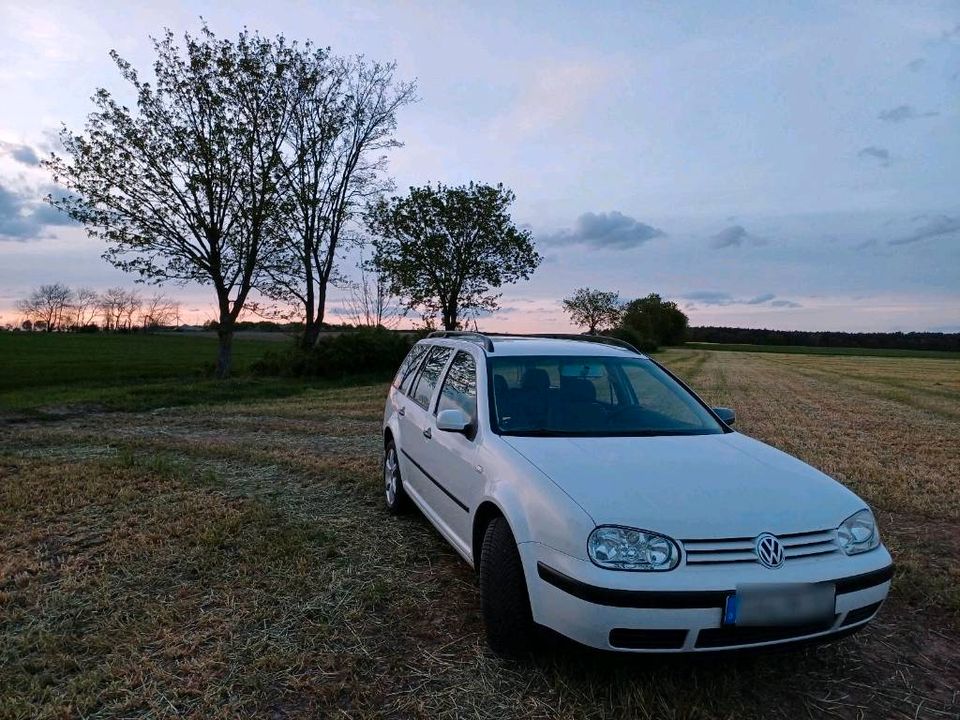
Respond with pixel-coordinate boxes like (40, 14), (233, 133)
(383, 441), (409, 514)
(479, 516), (536, 657)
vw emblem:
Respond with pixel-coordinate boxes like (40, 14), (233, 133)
(755, 533), (785, 569)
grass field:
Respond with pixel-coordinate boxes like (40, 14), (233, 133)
(682, 341), (960, 359)
(0, 332), (339, 414)
(1, 336), (958, 719)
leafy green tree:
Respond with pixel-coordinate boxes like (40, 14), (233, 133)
(368, 182), (541, 330)
(621, 293), (689, 346)
(46, 26), (299, 377)
(562, 287), (622, 334)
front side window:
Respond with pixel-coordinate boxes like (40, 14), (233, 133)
(393, 342), (429, 393)
(489, 355), (724, 436)
(436, 351), (477, 421)
(411, 346), (453, 409)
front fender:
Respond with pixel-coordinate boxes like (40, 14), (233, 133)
(476, 439), (595, 561)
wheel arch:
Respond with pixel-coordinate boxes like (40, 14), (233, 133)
(472, 500), (510, 570)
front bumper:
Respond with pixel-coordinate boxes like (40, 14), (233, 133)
(521, 542), (893, 652)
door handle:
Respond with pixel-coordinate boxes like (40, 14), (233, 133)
(398, 406), (405, 416)
(422, 427), (432, 439)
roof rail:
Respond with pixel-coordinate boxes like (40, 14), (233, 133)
(427, 330), (495, 352)
(508, 333), (642, 354)
(426, 330), (642, 355)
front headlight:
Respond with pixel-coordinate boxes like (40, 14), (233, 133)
(837, 508), (880, 555)
(587, 525), (680, 571)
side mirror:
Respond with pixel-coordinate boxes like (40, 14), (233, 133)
(713, 407), (736, 425)
(437, 408), (471, 433)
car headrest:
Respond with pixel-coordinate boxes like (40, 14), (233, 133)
(562, 377), (596, 403)
(493, 374), (509, 396)
(521, 367), (551, 391)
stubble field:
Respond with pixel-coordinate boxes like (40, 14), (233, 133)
(1, 341), (958, 719)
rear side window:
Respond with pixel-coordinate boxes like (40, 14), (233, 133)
(436, 351), (477, 421)
(411, 346), (453, 408)
(393, 343), (429, 393)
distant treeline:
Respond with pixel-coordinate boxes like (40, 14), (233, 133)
(687, 326), (960, 352)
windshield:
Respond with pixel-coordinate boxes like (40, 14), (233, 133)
(488, 355), (725, 436)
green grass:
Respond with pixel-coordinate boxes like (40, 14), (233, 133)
(682, 341), (960, 359)
(0, 332), (280, 391)
(0, 332), (368, 414)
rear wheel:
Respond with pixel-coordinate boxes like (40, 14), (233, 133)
(479, 516), (536, 657)
(383, 441), (409, 514)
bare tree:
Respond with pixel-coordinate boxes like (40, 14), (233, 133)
(343, 258), (401, 328)
(141, 293), (179, 329)
(16, 295), (41, 330)
(17, 284), (73, 332)
(121, 289), (142, 330)
(73, 287), (100, 328)
(98, 287), (127, 331)
(262, 54), (416, 348)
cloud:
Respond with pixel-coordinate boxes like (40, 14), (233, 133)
(683, 291), (733, 305)
(853, 238), (877, 250)
(906, 58), (926, 72)
(888, 215), (960, 246)
(708, 224), (768, 249)
(710, 225), (748, 249)
(877, 105), (939, 123)
(543, 211), (665, 250)
(0, 140), (41, 166)
(0, 181), (74, 241)
(681, 291), (801, 309)
(857, 146), (890, 167)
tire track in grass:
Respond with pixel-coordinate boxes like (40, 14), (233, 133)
(758, 354), (960, 422)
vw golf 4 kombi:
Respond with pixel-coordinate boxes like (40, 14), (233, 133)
(382, 332), (893, 655)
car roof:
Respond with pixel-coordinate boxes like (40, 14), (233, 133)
(420, 335), (647, 359)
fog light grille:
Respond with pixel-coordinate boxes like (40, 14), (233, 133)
(609, 628), (688, 650)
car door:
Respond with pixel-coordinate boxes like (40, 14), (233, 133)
(398, 345), (453, 511)
(429, 350), (481, 549)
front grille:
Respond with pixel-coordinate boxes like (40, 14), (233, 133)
(609, 628), (688, 650)
(695, 617), (838, 648)
(682, 529), (839, 566)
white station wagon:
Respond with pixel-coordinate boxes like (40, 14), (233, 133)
(382, 332), (893, 655)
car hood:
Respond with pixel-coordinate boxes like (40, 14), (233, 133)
(502, 432), (865, 538)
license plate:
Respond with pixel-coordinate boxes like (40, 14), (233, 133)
(724, 583), (836, 627)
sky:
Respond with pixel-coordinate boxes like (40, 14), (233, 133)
(0, 0), (958, 332)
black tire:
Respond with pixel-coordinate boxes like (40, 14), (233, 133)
(479, 516), (536, 657)
(383, 440), (410, 514)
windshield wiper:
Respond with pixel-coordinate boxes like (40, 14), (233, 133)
(501, 428), (721, 437)
(502, 428), (571, 436)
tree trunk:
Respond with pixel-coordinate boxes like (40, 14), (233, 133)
(300, 283), (327, 350)
(301, 320), (321, 350)
(442, 302), (457, 331)
(216, 327), (234, 379)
